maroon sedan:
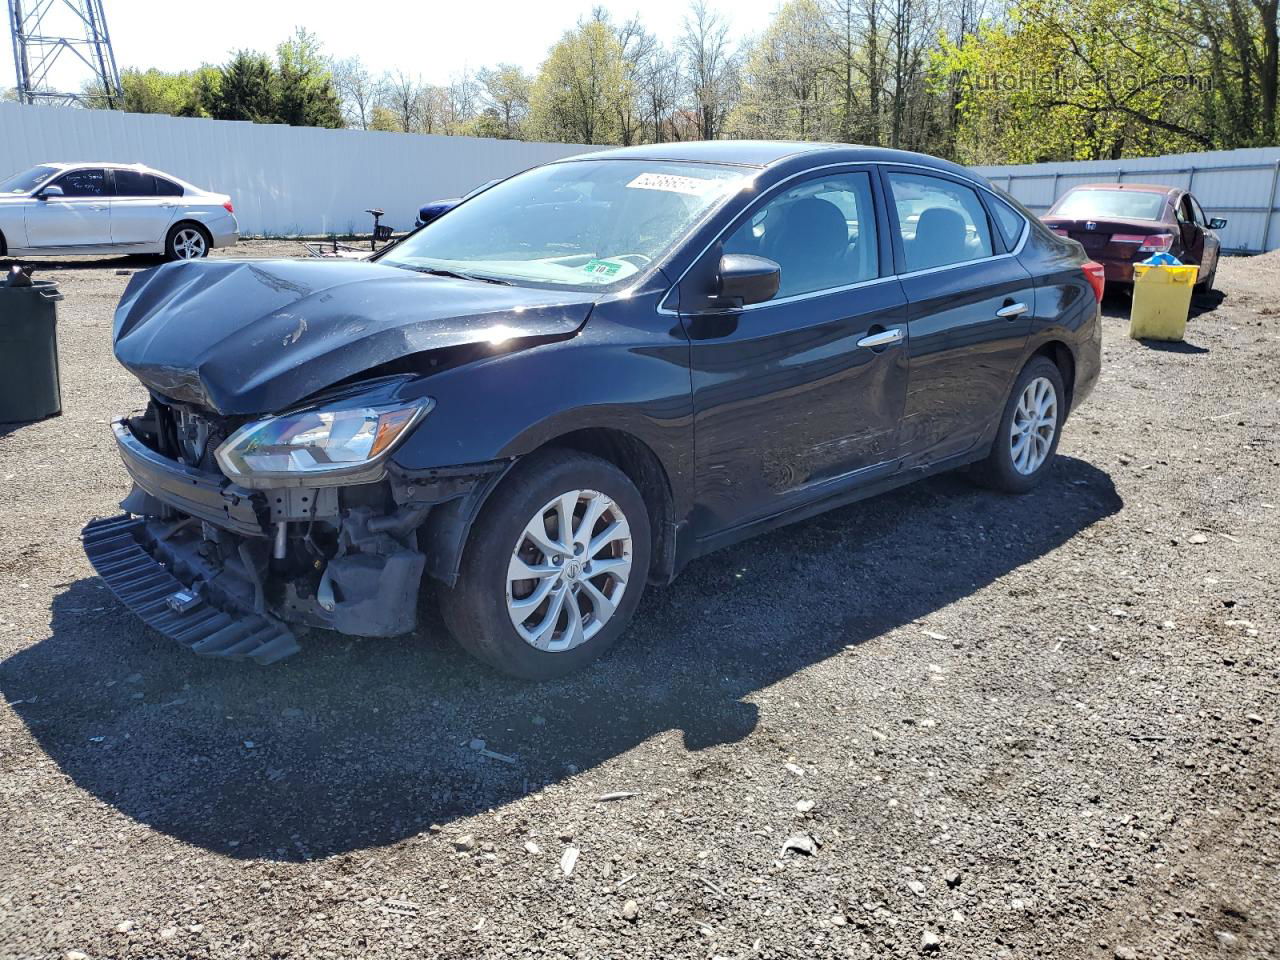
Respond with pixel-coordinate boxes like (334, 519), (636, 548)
(1042, 183), (1227, 292)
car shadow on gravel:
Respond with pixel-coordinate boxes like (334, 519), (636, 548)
(1, 254), (160, 272)
(1100, 286), (1226, 323)
(1, 457), (1121, 862)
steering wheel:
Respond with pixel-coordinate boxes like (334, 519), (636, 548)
(615, 253), (652, 268)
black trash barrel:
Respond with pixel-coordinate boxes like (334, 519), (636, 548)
(0, 278), (64, 422)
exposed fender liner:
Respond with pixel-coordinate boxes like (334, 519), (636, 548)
(324, 550), (426, 637)
(419, 460), (517, 587)
(386, 460), (510, 506)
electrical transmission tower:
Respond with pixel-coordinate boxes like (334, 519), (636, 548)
(8, 0), (123, 107)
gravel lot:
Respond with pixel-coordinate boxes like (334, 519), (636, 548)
(1, 241), (1277, 960)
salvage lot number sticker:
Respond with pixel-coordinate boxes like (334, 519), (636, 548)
(583, 258), (623, 277)
(626, 172), (728, 196)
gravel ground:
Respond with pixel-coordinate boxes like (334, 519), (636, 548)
(1, 241), (1276, 960)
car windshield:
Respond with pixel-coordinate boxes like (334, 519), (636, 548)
(381, 159), (749, 289)
(1051, 189), (1165, 221)
(0, 165), (60, 195)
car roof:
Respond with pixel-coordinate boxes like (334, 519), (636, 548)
(39, 161), (190, 179)
(43, 161), (151, 170)
(36, 161), (202, 191)
(1067, 182), (1179, 196)
(561, 141), (989, 184)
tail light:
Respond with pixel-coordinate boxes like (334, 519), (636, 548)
(222, 200), (235, 214)
(1137, 233), (1173, 253)
(1082, 261), (1106, 302)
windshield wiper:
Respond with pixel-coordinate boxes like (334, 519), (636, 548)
(409, 266), (513, 286)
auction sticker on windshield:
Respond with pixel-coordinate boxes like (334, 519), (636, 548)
(626, 172), (732, 196)
(583, 258), (624, 278)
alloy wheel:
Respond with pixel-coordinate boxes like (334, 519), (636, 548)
(506, 489), (633, 653)
(172, 228), (207, 259)
(1010, 376), (1058, 475)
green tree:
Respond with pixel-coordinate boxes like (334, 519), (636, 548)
(83, 66), (218, 116)
(477, 65), (532, 139)
(276, 28), (343, 128)
(731, 0), (836, 140)
(530, 14), (629, 144)
(681, 0), (739, 139)
(931, 0), (1259, 163)
(368, 104), (402, 131)
(212, 50), (277, 123)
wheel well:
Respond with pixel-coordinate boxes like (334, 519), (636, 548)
(168, 220), (210, 243)
(542, 428), (677, 585)
(1031, 341), (1075, 414)
(0, 227), (7, 257)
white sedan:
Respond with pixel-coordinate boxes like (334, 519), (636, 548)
(0, 162), (239, 260)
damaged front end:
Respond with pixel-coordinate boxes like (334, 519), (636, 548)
(83, 383), (505, 664)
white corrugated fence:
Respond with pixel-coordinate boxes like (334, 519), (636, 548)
(2, 103), (1278, 251)
(974, 147), (1280, 254)
(0, 102), (589, 236)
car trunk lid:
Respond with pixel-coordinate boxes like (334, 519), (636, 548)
(1041, 216), (1172, 261)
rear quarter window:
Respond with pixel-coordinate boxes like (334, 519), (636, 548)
(989, 196), (1027, 249)
(154, 178), (183, 197)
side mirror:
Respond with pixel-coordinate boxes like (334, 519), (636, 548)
(38, 184), (64, 200)
(718, 254), (780, 307)
(1208, 217), (1228, 230)
(417, 199), (458, 227)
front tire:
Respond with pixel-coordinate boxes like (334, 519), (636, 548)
(165, 222), (211, 261)
(971, 356), (1066, 494)
(439, 449), (651, 679)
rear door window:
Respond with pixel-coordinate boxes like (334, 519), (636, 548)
(53, 168), (107, 197)
(113, 170), (156, 196)
(887, 171), (993, 272)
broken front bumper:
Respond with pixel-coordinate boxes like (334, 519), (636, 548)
(82, 515), (300, 664)
(87, 415), (509, 665)
(111, 417), (263, 537)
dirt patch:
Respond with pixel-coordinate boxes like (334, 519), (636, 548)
(0, 242), (1276, 959)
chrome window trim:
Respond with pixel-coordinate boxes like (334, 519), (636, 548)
(743, 274), (896, 310)
(895, 250), (1019, 281)
(658, 159), (1028, 316)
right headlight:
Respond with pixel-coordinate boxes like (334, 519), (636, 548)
(215, 396), (433, 488)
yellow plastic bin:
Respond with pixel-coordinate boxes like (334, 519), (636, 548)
(1129, 263), (1199, 341)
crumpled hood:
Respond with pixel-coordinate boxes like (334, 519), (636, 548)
(113, 258), (595, 415)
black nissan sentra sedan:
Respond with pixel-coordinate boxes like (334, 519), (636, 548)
(85, 142), (1103, 679)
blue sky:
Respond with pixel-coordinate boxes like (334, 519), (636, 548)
(4, 0), (779, 98)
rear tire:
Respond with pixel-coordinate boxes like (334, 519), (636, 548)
(164, 222), (211, 261)
(438, 448), (651, 680)
(970, 356), (1066, 494)
(1195, 261), (1216, 294)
